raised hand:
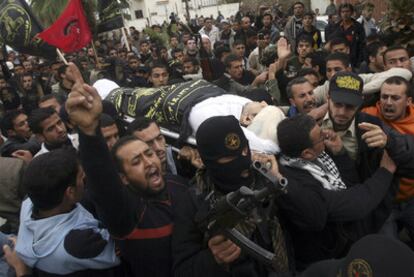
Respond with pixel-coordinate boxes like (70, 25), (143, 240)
(65, 63), (103, 135)
(277, 37), (292, 61)
(359, 122), (387, 148)
(252, 71), (269, 87)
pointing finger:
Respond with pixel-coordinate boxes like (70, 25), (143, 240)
(358, 122), (379, 131)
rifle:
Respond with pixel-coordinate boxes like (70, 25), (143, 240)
(195, 161), (288, 269)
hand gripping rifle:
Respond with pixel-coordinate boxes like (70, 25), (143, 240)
(195, 161), (288, 268)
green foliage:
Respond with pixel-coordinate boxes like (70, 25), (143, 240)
(143, 26), (169, 47)
(30, 0), (69, 27)
(379, 0), (414, 53)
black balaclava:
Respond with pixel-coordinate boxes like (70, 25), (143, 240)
(196, 115), (253, 193)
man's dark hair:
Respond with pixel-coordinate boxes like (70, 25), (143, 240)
(1, 110), (25, 138)
(298, 68), (319, 79)
(171, 48), (184, 58)
(277, 114), (316, 157)
(383, 45), (409, 64)
(128, 55), (140, 62)
(100, 113), (116, 128)
(150, 62), (168, 75)
(286, 77), (310, 99)
(214, 46), (231, 60)
(383, 76), (413, 97)
(246, 28), (257, 38)
(329, 37), (350, 49)
(306, 51), (328, 77)
(169, 34), (178, 41)
(204, 17), (213, 23)
(28, 107), (56, 135)
(224, 53), (242, 68)
(303, 11), (315, 18)
(292, 1), (305, 8)
(338, 3), (354, 14)
(21, 73), (32, 79)
(38, 94), (63, 105)
(139, 40), (149, 46)
(23, 148), (79, 210)
(297, 34), (314, 47)
(259, 29), (271, 37)
(366, 41), (386, 61)
(127, 116), (157, 134)
(183, 57), (200, 66)
(263, 13), (273, 20)
(110, 135), (141, 173)
(326, 52), (351, 68)
(233, 40), (245, 47)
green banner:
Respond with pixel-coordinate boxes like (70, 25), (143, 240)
(0, 0), (56, 59)
(97, 0), (124, 33)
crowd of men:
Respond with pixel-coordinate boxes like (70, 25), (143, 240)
(0, 1), (414, 276)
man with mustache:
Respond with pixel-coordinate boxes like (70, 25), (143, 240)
(29, 107), (78, 157)
(65, 63), (189, 277)
(362, 76), (414, 240)
(321, 71), (414, 186)
(286, 77), (317, 117)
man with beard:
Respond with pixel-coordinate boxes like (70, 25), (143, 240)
(29, 107), (78, 157)
(358, 42), (387, 74)
(312, 53), (412, 105)
(51, 65), (75, 102)
(321, 71), (414, 183)
(65, 63), (188, 276)
(19, 73), (41, 114)
(330, 3), (366, 68)
(172, 115), (293, 276)
(284, 1), (305, 50)
(276, 114), (397, 269)
(0, 110), (40, 157)
(286, 77), (317, 117)
(128, 117), (178, 175)
(383, 46), (413, 73)
(185, 38), (199, 59)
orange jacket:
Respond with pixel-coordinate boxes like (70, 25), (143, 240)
(363, 103), (414, 202)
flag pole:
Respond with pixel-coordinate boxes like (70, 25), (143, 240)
(90, 40), (100, 66)
(56, 49), (68, 65)
(121, 12), (131, 52)
(121, 27), (131, 52)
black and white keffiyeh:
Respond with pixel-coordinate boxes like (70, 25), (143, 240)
(280, 151), (347, 191)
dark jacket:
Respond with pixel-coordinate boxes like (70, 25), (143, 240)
(278, 151), (395, 270)
(172, 171), (294, 277)
(78, 130), (188, 277)
(330, 19), (366, 68)
(354, 112), (414, 182)
(0, 136), (40, 158)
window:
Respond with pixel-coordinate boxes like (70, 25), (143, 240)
(135, 10), (144, 19)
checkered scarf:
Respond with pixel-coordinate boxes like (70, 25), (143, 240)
(280, 151), (347, 191)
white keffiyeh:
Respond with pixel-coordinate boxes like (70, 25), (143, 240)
(280, 151), (347, 191)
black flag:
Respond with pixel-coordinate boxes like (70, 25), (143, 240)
(97, 0), (124, 33)
(0, 0), (56, 60)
